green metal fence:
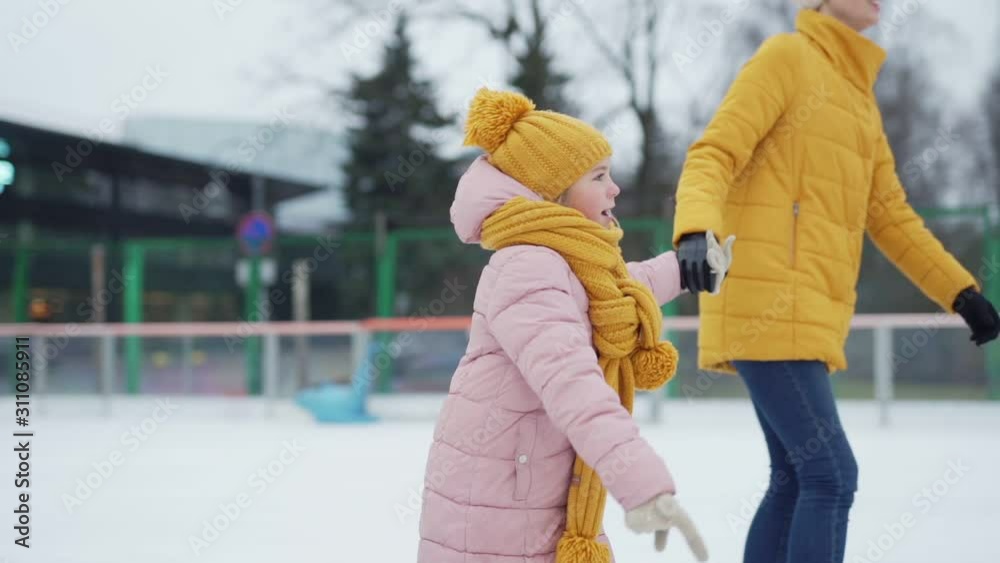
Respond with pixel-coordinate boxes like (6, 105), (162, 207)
(4, 205), (999, 397)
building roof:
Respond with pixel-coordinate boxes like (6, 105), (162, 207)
(0, 118), (322, 203)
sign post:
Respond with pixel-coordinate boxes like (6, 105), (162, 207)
(237, 211), (275, 396)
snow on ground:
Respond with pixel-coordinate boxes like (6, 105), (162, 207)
(4, 395), (999, 563)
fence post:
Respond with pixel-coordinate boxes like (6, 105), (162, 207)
(100, 334), (116, 416)
(375, 228), (398, 393)
(178, 293), (193, 394)
(11, 245), (30, 324)
(874, 325), (894, 427)
(986, 232), (1000, 400)
(244, 255), (262, 395)
(91, 244), (108, 399)
(34, 336), (47, 417)
(351, 326), (371, 391)
(264, 332), (279, 412)
(124, 242), (144, 394)
(292, 259), (311, 390)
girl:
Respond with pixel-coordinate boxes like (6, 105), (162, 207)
(417, 89), (727, 563)
(673, 1), (999, 562)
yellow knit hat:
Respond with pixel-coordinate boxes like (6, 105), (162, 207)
(463, 88), (612, 201)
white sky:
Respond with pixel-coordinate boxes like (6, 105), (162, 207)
(0, 0), (995, 165)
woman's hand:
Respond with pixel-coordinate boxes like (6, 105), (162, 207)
(678, 231), (735, 294)
(677, 232), (711, 292)
(954, 287), (1000, 346)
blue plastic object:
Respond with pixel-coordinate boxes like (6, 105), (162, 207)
(295, 341), (378, 423)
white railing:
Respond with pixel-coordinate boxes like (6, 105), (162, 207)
(0, 314), (971, 426)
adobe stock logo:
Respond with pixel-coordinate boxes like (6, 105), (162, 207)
(7, 0), (74, 54)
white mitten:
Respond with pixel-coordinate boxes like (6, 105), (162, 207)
(625, 493), (709, 561)
(705, 230), (735, 295)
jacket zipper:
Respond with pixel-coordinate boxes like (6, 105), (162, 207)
(790, 202), (799, 268)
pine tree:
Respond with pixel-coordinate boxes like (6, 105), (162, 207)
(342, 13), (456, 230)
(339, 14), (475, 318)
(875, 50), (947, 207)
(508, 0), (573, 113)
(511, 36), (572, 113)
(449, 0), (573, 114)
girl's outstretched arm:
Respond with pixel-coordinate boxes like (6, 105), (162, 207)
(626, 251), (684, 305)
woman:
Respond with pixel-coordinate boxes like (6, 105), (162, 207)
(673, 1), (999, 562)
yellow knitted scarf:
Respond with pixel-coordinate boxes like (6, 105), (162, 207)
(480, 197), (678, 563)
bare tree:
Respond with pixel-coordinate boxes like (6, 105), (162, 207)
(874, 12), (960, 207)
(694, 0), (795, 131)
(573, 0), (687, 219)
(416, 0), (574, 112)
(990, 6), (1000, 206)
(259, 0), (575, 117)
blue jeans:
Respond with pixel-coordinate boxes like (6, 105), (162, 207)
(733, 361), (859, 563)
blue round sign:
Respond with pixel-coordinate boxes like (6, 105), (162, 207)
(237, 211), (275, 256)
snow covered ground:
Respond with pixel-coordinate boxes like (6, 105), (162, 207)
(5, 395), (999, 563)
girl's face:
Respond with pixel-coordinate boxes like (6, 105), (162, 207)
(819, 0), (880, 32)
(561, 158), (621, 228)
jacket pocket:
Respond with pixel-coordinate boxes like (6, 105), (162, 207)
(513, 414), (538, 501)
(789, 201), (800, 268)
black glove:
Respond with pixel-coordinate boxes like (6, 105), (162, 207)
(677, 232), (713, 293)
(953, 287), (1000, 346)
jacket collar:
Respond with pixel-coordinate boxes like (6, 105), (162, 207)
(796, 9), (886, 91)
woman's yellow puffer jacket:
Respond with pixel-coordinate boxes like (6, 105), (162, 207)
(674, 10), (977, 374)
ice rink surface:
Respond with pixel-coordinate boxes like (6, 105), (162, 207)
(5, 394), (999, 563)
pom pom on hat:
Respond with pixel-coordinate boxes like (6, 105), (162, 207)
(464, 88), (536, 153)
(461, 88), (611, 201)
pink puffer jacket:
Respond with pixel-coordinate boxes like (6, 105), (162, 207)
(417, 156), (684, 563)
